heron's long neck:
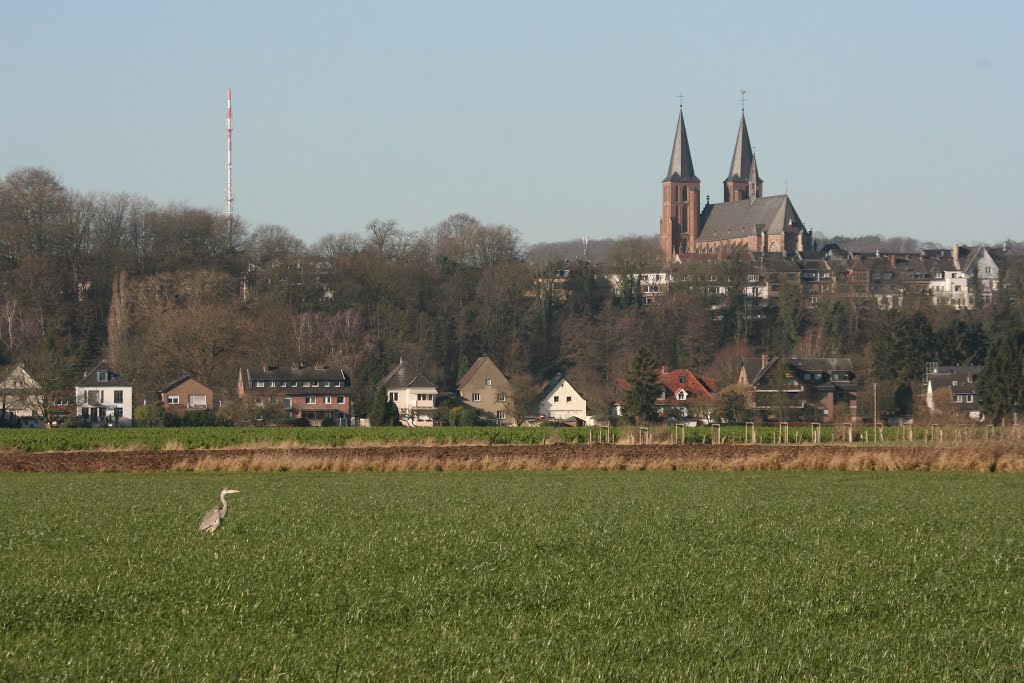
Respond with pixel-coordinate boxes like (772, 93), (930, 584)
(220, 491), (228, 513)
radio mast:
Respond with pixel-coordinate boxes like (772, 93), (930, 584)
(226, 88), (234, 220)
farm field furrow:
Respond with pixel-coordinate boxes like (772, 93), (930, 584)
(1, 472), (1023, 680)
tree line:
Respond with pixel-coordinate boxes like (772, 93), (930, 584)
(3, 166), (1024, 423)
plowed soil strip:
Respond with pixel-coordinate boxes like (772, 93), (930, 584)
(0, 444), (1020, 473)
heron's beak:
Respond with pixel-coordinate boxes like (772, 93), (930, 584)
(225, 489), (240, 494)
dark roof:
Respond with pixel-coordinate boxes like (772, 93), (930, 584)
(743, 356), (856, 390)
(928, 366), (981, 394)
(698, 195), (803, 243)
(243, 365), (351, 395)
(79, 360), (129, 387)
(249, 365), (349, 383)
(663, 109), (699, 183)
(378, 359), (436, 390)
(725, 113), (761, 183)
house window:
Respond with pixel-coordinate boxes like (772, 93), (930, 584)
(417, 394), (433, 402)
(388, 392), (399, 402)
(566, 396), (572, 403)
(98, 371), (109, 382)
(338, 396), (346, 404)
(967, 395), (974, 403)
(303, 381), (311, 387)
(255, 381), (265, 388)
(312, 381), (319, 387)
(497, 393), (506, 403)
(306, 396), (315, 404)
(113, 390), (123, 404)
(284, 398), (292, 408)
(677, 390), (686, 400)
(472, 393), (481, 402)
(291, 381), (298, 387)
(335, 381), (342, 387)
(496, 411), (506, 420)
(167, 395), (180, 405)
(485, 379), (492, 386)
(188, 395), (207, 408)
(955, 395), (964, 403)
(553, 396), (560, 403)
(324, 396), (333, 404)
(747, 274), (758, 282)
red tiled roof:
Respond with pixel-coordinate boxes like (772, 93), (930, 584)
(615, 369), (716, 404)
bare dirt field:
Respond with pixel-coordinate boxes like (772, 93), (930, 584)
(2, 443), (1023, 473)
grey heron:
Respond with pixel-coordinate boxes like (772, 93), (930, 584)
(199, 488), (240, 533)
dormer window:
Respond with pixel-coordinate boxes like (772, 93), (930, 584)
(98, 371), (109, 382)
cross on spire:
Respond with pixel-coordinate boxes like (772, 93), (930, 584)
(741, 89), (747, 113)
(677, 92), (685, 110)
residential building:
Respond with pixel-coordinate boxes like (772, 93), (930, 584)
(925, 365), (983, 421)
(159, 375), (215, 413)
(538, 373), (590, 424)
(238, 363), (352, 426)
(378, 359), (439, 427)
(0, 364), (45, 419)
(738, 355), (858, 423)
(457, 356), (513, 425)
(76, 360), (133, 426)
(614, 367), (716, 420)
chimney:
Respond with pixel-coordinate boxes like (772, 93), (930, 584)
(291, 361), (302, 370)
(952, 243), (961, 270)
(314, 362), (326, 370)
(888, 254), (897, 268)
(761, 354), (769, 369)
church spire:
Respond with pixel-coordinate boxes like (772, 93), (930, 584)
(664, 108), (699, 183)
(724, 112), (762, 202)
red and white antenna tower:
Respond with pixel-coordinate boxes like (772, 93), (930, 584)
(225, 88), (234, 220)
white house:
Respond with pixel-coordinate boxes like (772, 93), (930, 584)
(378, 359), (438, 427)
(538, 373), (590, 424)
(76, 360), (133, 426)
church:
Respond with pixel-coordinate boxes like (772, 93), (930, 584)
(659, 107), (811, 262)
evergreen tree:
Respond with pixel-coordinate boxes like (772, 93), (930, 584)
(368, 389), (388, 426)
(977, 331), (1024, 425)
(622, 347), (661, 424)
(384, 400), (401, 426)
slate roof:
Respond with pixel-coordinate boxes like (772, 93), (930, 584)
(663, 109), (699, 183)
(743, 357), (856, 391)
(726, 113), (761, 183)
(79, 360), (130, 387)
(378, 359), (436, 390)
(698, 195), (803, 243)
(243, 364), (351, 395)
(928, 366), (981, 395)
(159, 373), (201, 395)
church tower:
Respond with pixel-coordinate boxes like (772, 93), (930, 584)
(723, 112), (763, 202)
(660, 108), (701, 261)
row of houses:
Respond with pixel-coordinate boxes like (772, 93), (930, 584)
(605, 244), (1002, 309)
(0, 353), (985, 428)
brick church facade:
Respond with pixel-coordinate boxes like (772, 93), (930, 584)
(659, 108), (811, 262)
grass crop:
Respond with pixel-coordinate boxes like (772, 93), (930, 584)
(0, 423), (1013, 453)
(1, 472), (1023, 680)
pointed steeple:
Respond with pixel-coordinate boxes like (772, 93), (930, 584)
(724, 112), (763, 202)
(664, 109), (699, 183)
(727, 113), (757, 182)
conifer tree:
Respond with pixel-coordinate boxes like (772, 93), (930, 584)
(622, 347), (660, 424)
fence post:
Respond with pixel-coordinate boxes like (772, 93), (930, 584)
(712, 423), (722, 445)
(811, 422), (821, 444)
(780, 421), (789, 444)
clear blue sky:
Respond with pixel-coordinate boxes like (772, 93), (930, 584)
(3, 0), (1022, 246)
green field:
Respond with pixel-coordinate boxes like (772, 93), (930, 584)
(0, 423), (1000, 451)
(2, 472), (1023, 680)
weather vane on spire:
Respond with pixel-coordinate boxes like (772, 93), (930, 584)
(677, 92), (684, 110)
(741, 89), (747, 113)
